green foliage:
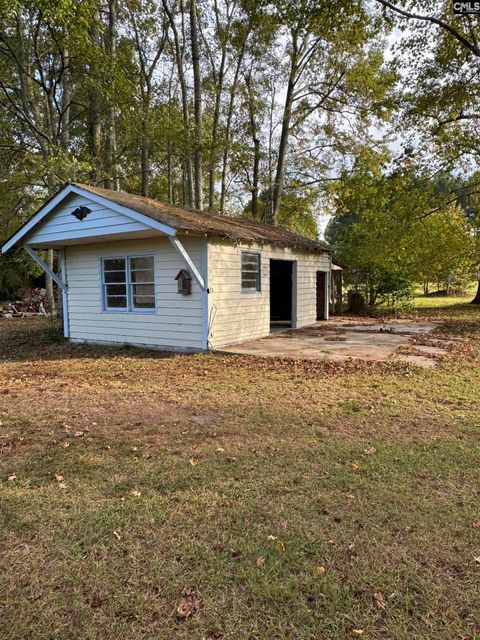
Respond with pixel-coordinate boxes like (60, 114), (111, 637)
(0, 253), (37, 300)
(326, 163), (476, 306)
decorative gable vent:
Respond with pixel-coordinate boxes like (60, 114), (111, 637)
(71, 205), (92, 221)
(175, 269), (192, 295)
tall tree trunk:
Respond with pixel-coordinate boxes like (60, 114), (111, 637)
(162, 0), (193, 205)
(219, 49), (245, 212)
(141, 96), (150, 197)
(207, 50), (226, 211)
(271, 69), (295, 226)
(190, 0), (203, 210)
(245, 71), (260, 219)
(266, 80), (276, 224)
(60, 46), (70, 151)
(88, 15), (102, 183)
(141, 134), (149, 197)
(471, 280), (480, 304)
(271, 48), (297, 225)
(106, 0), (119, 191)
(167, 141), (173, 203)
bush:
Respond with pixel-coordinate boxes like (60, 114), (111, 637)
(375, 271), (414, 308)
(0, 253), (33, 300)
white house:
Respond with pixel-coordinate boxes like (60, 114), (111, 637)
(2, 183), (333, 351)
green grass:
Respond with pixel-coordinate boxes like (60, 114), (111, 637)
(1, 312), (480, 639)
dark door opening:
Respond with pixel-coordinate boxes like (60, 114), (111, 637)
(316, 271), (327, 320)
(270, 259), (293, 328)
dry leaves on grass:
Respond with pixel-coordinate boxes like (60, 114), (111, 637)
(54, 473), (67, 489)
(374, 591), (386, 610)
(176, 587), (201, 620)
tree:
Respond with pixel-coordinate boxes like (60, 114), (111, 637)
(374, 0), (480, 301)
(326, 164), (476, 306)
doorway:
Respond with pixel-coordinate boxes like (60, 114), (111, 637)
(316, 271), (327, 320)
(270, 259), (294, 329)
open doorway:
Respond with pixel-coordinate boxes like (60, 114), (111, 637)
(316, 271), (327, 320)
(270, 259), (294, 330)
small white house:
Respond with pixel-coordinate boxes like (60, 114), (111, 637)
(2, 183), (333, 351)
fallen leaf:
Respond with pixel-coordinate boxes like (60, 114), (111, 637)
(58, 482), (67, 489)
(351, 461), (361, 471)
(315, 565), (326, 575)
(131, 489), (142, 497)
(363, 446), (377, 456)
(374, 591), (386, 610)
(350, 630), (364, 637)
(62, 442), (70, 448)
(176, 587), (201, 620)
(473, 520), (480, 528)
(55, 474), (64, 482)
(74, 431), (84, 438)
(8, 473), (16, 481)
(189, 458), (198, 467)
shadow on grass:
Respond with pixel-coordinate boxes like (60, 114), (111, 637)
(0, 317), (186, 364)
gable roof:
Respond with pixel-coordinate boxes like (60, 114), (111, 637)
(2, 182), (333, 254)
(75, 184), (332, 253)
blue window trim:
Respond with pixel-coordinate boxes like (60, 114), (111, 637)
(100, 253), (156, 314)
(241, 251), (261, 293)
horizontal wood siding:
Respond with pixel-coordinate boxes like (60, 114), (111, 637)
(26, 193), (151, 245)
(207, 239), (330, 348)
(66, 237), (204, 350)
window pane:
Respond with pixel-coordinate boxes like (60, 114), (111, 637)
(132, 283), (155, 309)
(241, 253), (260, 291)
(106, 284), (127, 297)
(132, 283), (154, 297)
(106, 296), (127, 308)
(104, 270), (126, 283)
(130, 256), (153, 271)
(130, 269), (154, 283)
(104, 258), (126, 272)
(133, 295), (155, 309)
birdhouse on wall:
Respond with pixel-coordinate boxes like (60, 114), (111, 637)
(175, 269), (192, 295)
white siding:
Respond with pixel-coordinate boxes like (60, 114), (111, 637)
(207, 239), (331, 349)
(26, 194), (152, 245)
(65, 237), (205, 350)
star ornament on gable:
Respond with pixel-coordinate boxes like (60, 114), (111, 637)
(71, 205), (92, 221)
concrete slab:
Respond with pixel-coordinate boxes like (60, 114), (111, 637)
(221, 320), (447, 367)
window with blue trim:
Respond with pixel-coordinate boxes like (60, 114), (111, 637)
(102, 256), (155, 311)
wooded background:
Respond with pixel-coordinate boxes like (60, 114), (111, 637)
(0, 0), (478, 304)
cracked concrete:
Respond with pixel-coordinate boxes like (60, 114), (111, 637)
(222, 319), (448, 367)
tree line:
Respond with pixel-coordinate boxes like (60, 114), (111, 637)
(0, 0), (478, 305)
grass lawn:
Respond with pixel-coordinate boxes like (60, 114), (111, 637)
(1, 305), (480, 639)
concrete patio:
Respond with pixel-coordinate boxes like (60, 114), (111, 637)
(222, 318), (449, 367)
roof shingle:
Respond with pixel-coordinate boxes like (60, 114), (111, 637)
(74, 183), (333, 253)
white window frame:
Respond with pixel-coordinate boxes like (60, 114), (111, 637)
(241, 251), (261, 293)
(101, 254), (156, 313)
